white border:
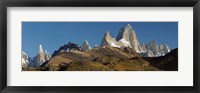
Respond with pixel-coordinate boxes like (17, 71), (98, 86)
(7, 7), (193, 86)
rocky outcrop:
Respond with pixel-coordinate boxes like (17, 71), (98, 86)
(23, 45), (51, 67)
(82, 40), (92, 51)
(100, 31), (119, 47)
(145, 41), (160, 56)
(22, 51), (29, 67)
(35, 44), (46, 66)
(159, 44), (171, 55)
(141, 50), (154, 57)
(52, 42), (82, 57)
(142, 41), (171, 57)
(141, 43), (147, 51)
(45, 50), (51, 61)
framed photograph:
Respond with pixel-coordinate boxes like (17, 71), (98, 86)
(0, 0), (200, 93)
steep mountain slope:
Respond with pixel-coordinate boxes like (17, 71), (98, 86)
(35, 44), (46, 66)
(116, 24), (142, 52)
(100, 24), (142, 52)
(100, 31), (119, 47)
(144, 48), (178, 71)
(142, 41), (171, 57)
(45, 46), (141, 70)
(22, 47), (177, 71)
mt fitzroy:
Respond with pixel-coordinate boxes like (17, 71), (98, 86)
(100, 24), (142, 52)
(116, 24), (142, 52)
(100, 24), (171, 57)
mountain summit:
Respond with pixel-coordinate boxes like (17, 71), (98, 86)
(82, 40), (92, 51)
(100, 24), (171, 57)
(116, 24), (142, 52)
(22, 23), (177, 71)
(24, 44), (52, 67)
(100, 31), (119, 47)
(141, 41), (171, 57)
(100, 24), (142, 52)
(36, 44), (46, 66)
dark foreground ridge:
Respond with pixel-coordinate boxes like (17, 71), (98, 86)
(143, 48), (178, 71)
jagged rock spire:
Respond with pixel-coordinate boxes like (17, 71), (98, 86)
(116, 24), (142, 52)
(100, 31), (119, 47)
(141, 43), (147, 51)
(45, 50), (51, 61)
(82, 40), (92, 51)
(36, 44), (46, 66)
(142, 41), (171, 57)
(39, 44), (44, 53)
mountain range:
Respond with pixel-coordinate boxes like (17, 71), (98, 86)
(22, 45), (51, 67)
(100, 24), (171, 56)
(22, 24), (176, 71)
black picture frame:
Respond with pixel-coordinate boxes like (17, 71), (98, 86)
(0, 0), (199, 93)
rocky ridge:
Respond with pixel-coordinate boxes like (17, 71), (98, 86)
(100, 24), (171, 57)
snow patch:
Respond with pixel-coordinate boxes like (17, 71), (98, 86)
(118, 39), (131, 46)
(110, 42), (120, 48)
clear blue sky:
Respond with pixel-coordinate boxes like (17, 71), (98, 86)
(22, 22), (178, 57)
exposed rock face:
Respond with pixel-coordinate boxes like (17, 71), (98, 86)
(100, 24), (142, 52)
(45, 50), (51, 61)
(116, 24), (142, 52)
(145, 41), (160, 56)
(159, 44), (170, 55)
(141, 43), (147, 51)
(82, 40), (92, 51)
(22, 45), (51, 67)
(100, 29), (136, 49)
(141, 50), (154, 57)
(22, 51), (29, 67)
(142, 41), (171, 57)
(100, 31), (119, 47)
(36, 44), (46, 66)
(52, 42), (82, 57)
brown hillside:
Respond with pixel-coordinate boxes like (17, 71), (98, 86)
(24, 47), (178, 71)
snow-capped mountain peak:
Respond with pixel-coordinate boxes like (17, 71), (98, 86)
(141, 41), (171, 57)
(100, 24), (171, 57)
